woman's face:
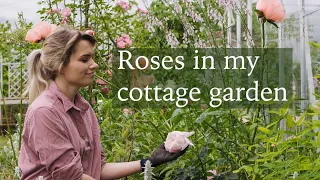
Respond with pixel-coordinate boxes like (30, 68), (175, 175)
(60, 39), (98, 89)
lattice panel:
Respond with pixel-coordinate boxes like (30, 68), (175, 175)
(8, 63), (28, 99)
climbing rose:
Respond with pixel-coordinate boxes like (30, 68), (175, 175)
(116, 1), (130, 11)
(137, 7), (148, 14)
(61, 7), (72, 17)
(25, 22), (57, 42)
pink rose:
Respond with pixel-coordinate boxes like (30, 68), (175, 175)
(116, 34), (132, 48)
(123, 108), (134, 115)
(256, 0), (285, 23)
(124, 38), (132, 46)
(25, 29), (42, 43)
(137, 7), (148, 14)
(96, 78), (107, 85)
(101, 87), (109, 94)
(52, 8), (60, 13)
(207, 170), (218, 180)
(60, 17), (68, 25)
(164, 131), (194, 153)
(25, 21), (57, 42)
(122, 34), (130, 40)
(117, 41), (126, 49)
(61, 7), (72, 17)
(108, 54), (113, 64)
(33, 21), (53, 39)
(107, 70), (112, 78)
(85, 30), (94, 36)
(116, 1), (130, 11)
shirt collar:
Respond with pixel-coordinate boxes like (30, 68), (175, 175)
(49, 81), (89, 112)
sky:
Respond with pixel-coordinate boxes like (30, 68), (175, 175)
(0, 0), (319, 41)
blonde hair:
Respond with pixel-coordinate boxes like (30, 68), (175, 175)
(25, 27), (96, 103)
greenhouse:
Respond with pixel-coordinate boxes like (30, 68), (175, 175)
(0, 0), (320, 179)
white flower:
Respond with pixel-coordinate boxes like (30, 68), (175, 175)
(143, 160), (154, 180)
(292, 172), (299, 179)
(14, 166), (20, 179)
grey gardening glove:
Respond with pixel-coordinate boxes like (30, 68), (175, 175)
(140, 143), (188, 171)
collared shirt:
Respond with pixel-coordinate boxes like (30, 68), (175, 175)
(18, 81), (106, 180)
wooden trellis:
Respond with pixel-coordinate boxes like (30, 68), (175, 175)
(0, 57), (28, 125)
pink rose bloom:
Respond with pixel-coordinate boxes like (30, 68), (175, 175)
(50, 24), (57, 32)
(207, 170), (218, 180)
(116, 34), (132, 48)
(164, 131), (194, 153)
(25, 29), (42, 43)
(33, 22), (53, 39)
(47, 7), (60, 14)
(124, 38), (132, 46)
(61, 7), (72, 17)
(108, 54), (113, 64)
(116, 1), (130, 11)
(107, 70), (112, 78)
(96, 78), (107, 85)
(101, 87), (109, 94)
(123, 108), (134, 115)
(85, 30), (94, 36)
(117, 40), (126, 49)
(137, 7), (148, 14)
(52, 7), (60, 13)
(117, 37), (124, 43)
(208, 170), (218, 175)
(122, 34), (130, 40)
(60, 17), (68, 25)
(256, 0), (285, 22)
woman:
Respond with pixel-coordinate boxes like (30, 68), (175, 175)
(18, 27), (187, 180)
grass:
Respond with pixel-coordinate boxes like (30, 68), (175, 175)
(0, 135), (8, 147)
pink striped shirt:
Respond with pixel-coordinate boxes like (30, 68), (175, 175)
(19, 81), (106, 180)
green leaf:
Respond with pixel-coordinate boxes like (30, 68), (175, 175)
(258, 126), (271, 135)
(296, 112), (306, 126)
(317, 131), (320, 146)
(286, 114), (295, 128)
(195, 111), (207, 123)
(268, 110), (282, 115)
(228, 173), (239, 179)
(308, 42), (320, 49)
(171, 108), (181, 118)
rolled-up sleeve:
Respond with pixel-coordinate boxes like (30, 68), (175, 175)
(28, 107), (83, 180)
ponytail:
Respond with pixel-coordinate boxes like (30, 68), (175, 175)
(25, 49), (49, 104)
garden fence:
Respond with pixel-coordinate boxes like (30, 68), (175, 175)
(0, 57), (28, 125)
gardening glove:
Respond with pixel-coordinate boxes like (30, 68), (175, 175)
(140, 143), (188, 171)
